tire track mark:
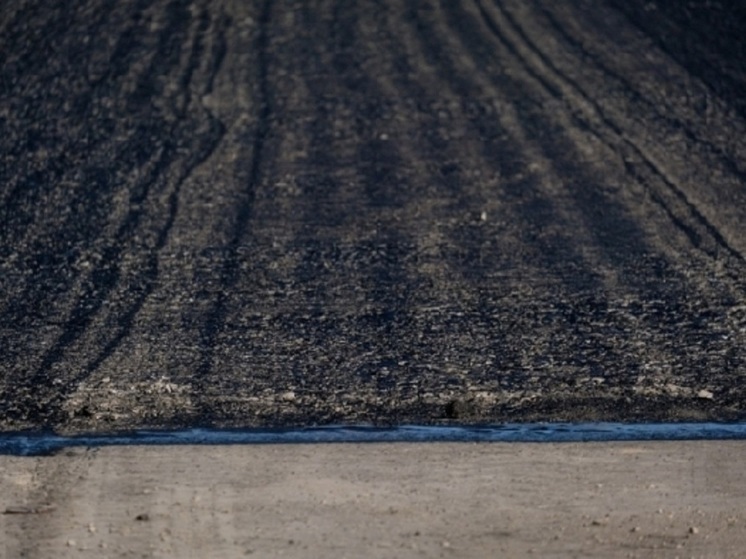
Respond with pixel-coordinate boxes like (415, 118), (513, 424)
(432, 0), (709, 395)
(69, 9), (228, 398)
(534, 2), (746, 181)
(469, 0), (744, 400)
(266, 0), (426, 413)
(195, 0), (272, 398)
(526, 1), (746, 269)
(369, 2), (538, 399)
(3, 0), (744, 429)
(0, 0), (169, 337)
(378, 1), (647, 402)
(478, 0), (745, 267)
(0, 0), (150, 227)
(432, 0), (644, 390)
(3, 1), (166, 376)
(1, 3), (228, 426)
(373, 2), (593, 396)
(608, 0), (746, 121)
(11, 0), (197, 357)
(407, 1), (605, 289)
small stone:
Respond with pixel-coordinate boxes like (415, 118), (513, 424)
(630, 526), (640, 533)
(88, 523), (96, 533)
(689, 526), (699, 535)
(67, 540), (76, 547)
(445, 399), (474, 419)
(697, 389), (714, 400)
(135, 513), (150, 521)
(281, 391), (296, 402)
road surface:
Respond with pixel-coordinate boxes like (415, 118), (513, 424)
(1, 0), (745, 433)
(3, 441), (746, 558)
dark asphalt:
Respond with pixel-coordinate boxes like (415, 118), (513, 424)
(1, 0), (745, 433)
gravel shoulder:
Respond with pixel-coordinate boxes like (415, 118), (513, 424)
(2, 441), (746, 558)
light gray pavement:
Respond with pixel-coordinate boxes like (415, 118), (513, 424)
(2, 441), (746, 558)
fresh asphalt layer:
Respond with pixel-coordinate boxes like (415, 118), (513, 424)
(2, 0), (746, 434)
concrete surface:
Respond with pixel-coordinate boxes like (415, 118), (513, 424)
(2, 441), (746, 558)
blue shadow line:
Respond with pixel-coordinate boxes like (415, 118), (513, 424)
(2, 423), (746, 456)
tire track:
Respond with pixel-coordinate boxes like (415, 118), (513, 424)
(369, 2), (551, 399)
(423, 0), (651, 396)
(406, 1), (609, 287)
(360, 1), (674, 406)
(477, 0), (745, 267)
(0, 0), (173, 346)
(468, 0), (744, 405)
(68, 9), (228, 406)
(220, 0), (432, 418)
(608, 0), (746, 121)
(534, 2), (746, 181)
(428, 0), (737, 405)
(195, 0), (271, 392)
(1, 2), (228, 426)
(2, 0), (745, 430)
(381, 2), (614, 396)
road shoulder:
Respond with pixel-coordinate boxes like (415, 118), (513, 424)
(2, 441), (745, 558)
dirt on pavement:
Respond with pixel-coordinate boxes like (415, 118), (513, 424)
(2, 441), (746, 558)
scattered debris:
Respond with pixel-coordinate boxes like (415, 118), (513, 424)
(3, 504), (56, 515)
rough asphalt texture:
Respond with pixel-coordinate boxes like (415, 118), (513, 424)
(1, 0), (745, 433)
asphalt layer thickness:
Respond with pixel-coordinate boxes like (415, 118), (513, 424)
(1, 1), (745, 434)
(4, 424), (746, 457)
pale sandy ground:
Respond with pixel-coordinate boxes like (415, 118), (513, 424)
(2, 441), (745, 558)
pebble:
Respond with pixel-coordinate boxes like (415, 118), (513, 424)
(697, 389), (714, 400)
